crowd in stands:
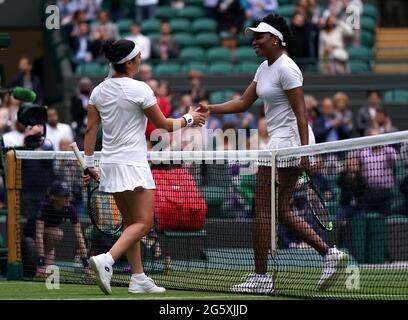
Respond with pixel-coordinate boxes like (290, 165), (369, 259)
(55, 0), (376, 74)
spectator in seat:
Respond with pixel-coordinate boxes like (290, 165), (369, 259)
(312, 97), (351, 143)
(304, 94), (320, 126)
(287, 12), (312, 71)
(145, 79), (172, 142)
(70, 77), (93, 148)
(70, 22), (94, 69)
(318, 14), (353, 74)
(204, 0), (218, 19)
(45, 107), (74, 151)
(216, 0), (245, 35)
(138, 64), (153, 82)
(90, 10), (120, 42)
(185, 70), (208, 105)
(8, 55), (43, 106)
(359, 127), (397, 216)
(246, 0), (279, 24)
(135, 0), (158, 23)
(366, 107), (398, 135)
(355, 89), (383, 137)
(337, 151), (366, 253)
(151, 21), (179, 61)
(333, 91), (353, 135)
(126, 21), (151, 60)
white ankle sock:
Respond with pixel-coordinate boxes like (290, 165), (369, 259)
(132, 273), (146, 281)
(106, 252), (115, 265)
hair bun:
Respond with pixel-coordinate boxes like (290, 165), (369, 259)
(101, 40), (117, 62)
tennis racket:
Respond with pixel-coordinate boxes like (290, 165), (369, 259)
(297, 171), (334, 232)
(70, 142), (123, 236)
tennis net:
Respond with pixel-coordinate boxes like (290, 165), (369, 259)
(7, 130), (408, 299)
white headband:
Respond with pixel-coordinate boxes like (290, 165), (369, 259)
(106, 42), (141, 79)
(245, 22), (286, 47)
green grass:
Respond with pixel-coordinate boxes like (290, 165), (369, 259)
(0, 281), (292, 300)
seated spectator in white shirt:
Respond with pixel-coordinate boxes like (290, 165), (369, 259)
(126, 21), (151, 60)
(45, 107), (74, 151)
(2, 120), (26, 148)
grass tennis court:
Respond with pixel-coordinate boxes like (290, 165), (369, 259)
(0, 281), (290, 300)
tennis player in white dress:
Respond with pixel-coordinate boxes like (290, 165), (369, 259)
(199, 14), (348, 294)
(83, 39), (207, 295)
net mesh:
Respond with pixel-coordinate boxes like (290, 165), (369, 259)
(13, 131), (408, 299)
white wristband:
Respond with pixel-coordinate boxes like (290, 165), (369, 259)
(182, 113), (194, 127)
(84, 155), (95, 168)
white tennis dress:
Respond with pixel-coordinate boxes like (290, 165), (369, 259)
(254, 53), (315, 167)
(89, 77), (157, 192)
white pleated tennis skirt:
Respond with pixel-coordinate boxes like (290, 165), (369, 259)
(99, 163), (156, 193)
(267, 125), (316, 168)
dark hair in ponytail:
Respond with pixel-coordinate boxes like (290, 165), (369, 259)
(101, 39), (136, 73)
(262, 14), (292, 47)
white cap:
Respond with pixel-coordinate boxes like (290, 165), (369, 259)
(245, 22), (286, 47)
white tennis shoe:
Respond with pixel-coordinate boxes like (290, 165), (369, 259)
(89, 254), (113, 295)
(231, 273), (274, 294)
(318, 247), (349, 291)
(128, 275), (166, 293)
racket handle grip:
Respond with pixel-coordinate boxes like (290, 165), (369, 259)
(84, 167), (98, 181)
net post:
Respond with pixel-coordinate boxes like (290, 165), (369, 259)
(5, 150), (23, 280)
(271, 150), (278, 259)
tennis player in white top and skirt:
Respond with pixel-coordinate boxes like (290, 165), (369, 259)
(199, 14), (348, 294)
(83, 39), (207, 295)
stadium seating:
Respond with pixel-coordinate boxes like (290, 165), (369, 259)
(179, 47), (206, 62)
(237, 62), (259, 74)
(169, 18), (191, 33)
(146, 32), (160, 41)
(361, 30), (375, 48)
(347, 46), (373, 62)
(361, 16), (376, 33)
(141, 19), (161, 34)
(237, 33), (252, 46)
(208, 62), (234, 75)
(117, 19), (133, 35)
(363, 3), (378, 21)
(185, 0), (203, 6)
(384, 89), (408, 103)
(172, 32), (195, 48)
(207, 47), (232, 63)
(210, 90), (236, 104)
(192, 18), (217, 33)
(277, 5), (296, 20)
(155, 6), (179, 20)
(178, 6), (204, 19)
(181, 62), (208, 74)
(349, 61), (370, 73)
(154, 62), (181, 75)
(194, 32), (220, 48)
(235, 47), (258, 62)
(75, 63), (108, 76)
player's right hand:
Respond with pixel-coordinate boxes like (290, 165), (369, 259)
(83, 167), (99, 185)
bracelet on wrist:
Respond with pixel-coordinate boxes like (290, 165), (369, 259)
(182, 113), (194, 127)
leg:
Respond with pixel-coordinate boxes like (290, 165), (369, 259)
(252, 166), (272, 274)
(44, 227), (64, 266)
(277, 167), (329, 257)
(110, 187), (154, 263)
(112, 190), (148, 274)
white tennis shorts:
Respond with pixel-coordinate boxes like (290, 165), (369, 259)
(99, 163), (156, 193)
(267, 125), (316, 168)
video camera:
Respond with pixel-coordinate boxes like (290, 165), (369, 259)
(0, 87), (48, 149)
